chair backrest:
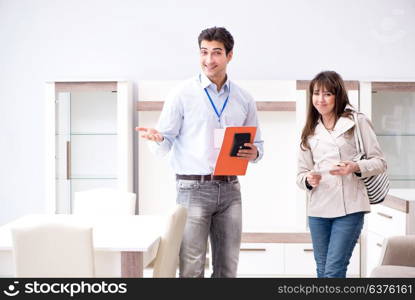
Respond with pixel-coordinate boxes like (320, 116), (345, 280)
(73, 188), (136, 216)
(12, 222), (95, 277)
(380, 235), (415, 267)
(153, 205), (187, 278)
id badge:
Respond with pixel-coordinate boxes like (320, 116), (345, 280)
(214, 128), (225, 149)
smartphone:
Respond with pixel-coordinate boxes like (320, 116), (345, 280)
(230, 133), (251, 157)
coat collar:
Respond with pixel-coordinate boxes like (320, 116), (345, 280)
(315, 115), (355, 141)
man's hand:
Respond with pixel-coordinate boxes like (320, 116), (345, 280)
(237, 143), (258, 161)
(329, 161), (360, 176)
(136, 127), (164, 143)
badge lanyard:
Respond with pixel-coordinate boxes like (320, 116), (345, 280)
(203, 83), (230, 125)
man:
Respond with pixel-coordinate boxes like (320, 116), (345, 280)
(137, 27), (263, 278)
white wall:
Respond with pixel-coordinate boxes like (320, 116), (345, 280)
(1, 0), (415, 224)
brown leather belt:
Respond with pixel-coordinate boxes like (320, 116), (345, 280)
(176, 174), (237, 182)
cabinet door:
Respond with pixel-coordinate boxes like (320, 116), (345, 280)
(284, 243), (360, 277)
(55, 92), (71, 213)
(366, 231), (385, 277)
(49, 82), (132, 214)
(368, 205), (406, 237)
(369, 83), (415, 189)
(284, 243), (316, 276)
(56, 90), (118, 213)
(238, 243), (284, 277)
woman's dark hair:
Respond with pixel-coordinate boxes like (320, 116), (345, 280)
(300, 71), (354, 150)
(198, 27), (234, 55)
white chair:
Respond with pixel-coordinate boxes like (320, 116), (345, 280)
(12, 222), (95, 277)
(73, 188), (136, 216)
(73, 188), (136, 277)
(152, 205), (187, 278)
(370, 235), (415, 277)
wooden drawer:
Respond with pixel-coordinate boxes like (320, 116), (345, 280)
(238, 243), (284, 276)
(368, 205), (406, 237)
(284, 243), (360, 277)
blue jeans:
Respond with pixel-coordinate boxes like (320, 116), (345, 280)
(176, 178), (242, 278)
(308, 212), (364, 278)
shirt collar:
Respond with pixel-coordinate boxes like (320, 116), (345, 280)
(199, 73), (230, 93)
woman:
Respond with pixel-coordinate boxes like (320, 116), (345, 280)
(297, 71), (387, 278)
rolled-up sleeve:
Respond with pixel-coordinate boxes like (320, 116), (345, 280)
(355, 114), (387, 178)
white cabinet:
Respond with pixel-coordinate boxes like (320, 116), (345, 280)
(284, 243), (360, 277)
(359, 81), (415, 276)
(45, 81), (133, 214)
(237, 241), (360, 277)
(364, 199), (414, 277)
(368, 204), (406, 238)
(283, 243), (316, 276)
(238, 243), (284, 276)
(365, 230), (385, 277)
(138, 80), (304, 231)
(360, 81), (415, 189)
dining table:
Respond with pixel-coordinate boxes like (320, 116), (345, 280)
(0, 214), (167, 277)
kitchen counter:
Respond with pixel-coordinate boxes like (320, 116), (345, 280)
(382, 189), (415, 213)
(383, 188), (415, 234)
(388, 189), (415, 202)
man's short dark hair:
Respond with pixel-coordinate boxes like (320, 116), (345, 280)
(198, 27), (234, 55)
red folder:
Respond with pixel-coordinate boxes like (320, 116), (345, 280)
(214, 126), (257, 176)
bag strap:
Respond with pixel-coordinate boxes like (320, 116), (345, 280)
(353, 112), (365, 155)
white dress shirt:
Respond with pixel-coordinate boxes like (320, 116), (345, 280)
(150, 73), (264, 175)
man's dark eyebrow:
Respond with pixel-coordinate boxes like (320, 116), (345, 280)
(200, 47), (224, 51)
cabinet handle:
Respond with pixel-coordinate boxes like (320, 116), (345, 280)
(303, 249), (314, 252)
(377, 212), (392, 219)
(66, 141), (71, 180)
(376, 243), (383, 248)
(240, 248), (266, 252)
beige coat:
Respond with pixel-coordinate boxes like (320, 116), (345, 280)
(297, 112), (387, 218)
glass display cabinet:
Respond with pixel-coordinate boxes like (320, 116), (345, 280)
(360, 81), (415, 277)
(45, 81), (133, 213)
(361, 82), (415, 189)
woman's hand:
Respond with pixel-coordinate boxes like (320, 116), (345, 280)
(306, 171), (322, 187)
(329, 161), (360, 176)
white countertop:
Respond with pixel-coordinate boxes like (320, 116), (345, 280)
(388, 189), (415, 202)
